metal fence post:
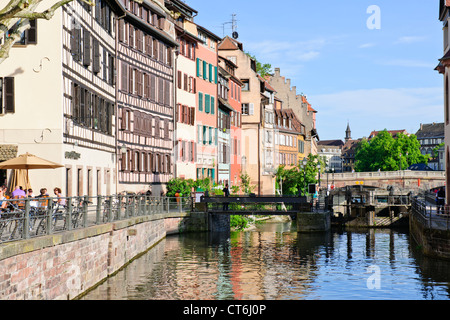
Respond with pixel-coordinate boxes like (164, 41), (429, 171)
(108, 195), (113, 222)
(96, 195), (101, 224)
(66, 197), (73, 231)
(46, 199), (53, 235)
(82, 196), (88, 227)
(23, 198), (30, 239)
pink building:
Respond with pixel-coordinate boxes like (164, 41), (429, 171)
(194, 24), (220, 183)
(218, 56), (243, 187)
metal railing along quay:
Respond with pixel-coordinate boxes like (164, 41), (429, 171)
(411, 196), (450, 231)
(0, 194), (193, 244)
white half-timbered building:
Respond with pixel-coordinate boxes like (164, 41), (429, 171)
(0, 0), (125, 196)
(116, 0), (178, 194)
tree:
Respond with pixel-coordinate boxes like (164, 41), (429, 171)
(245, 52), (273, 78)
(354, 130), (429, 172)
(0, 0), (132, 64)
(275, 154), (324, 195)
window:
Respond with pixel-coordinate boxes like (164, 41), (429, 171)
(242, 103), (253, 115)
(242, 79), (249, 91)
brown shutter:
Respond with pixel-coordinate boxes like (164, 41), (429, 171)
(144, 73), (149, 98)
(129, 67), (134, 95)
(118, 19), (124, 42)
(71, 27), (81, 61)
(183, 74), (188, 91)
(153, 39), (158, 59)
(93, 38), (100, 73)
(4, 77), (14, 113)
(121, 62), (128, 92)
(129, 25), (134, 47)
(164, 119), (169, 140)
(150, 75), (156, 101)
(177, 71), (182, 89)
(27, 19), (37, 44)
(83, 29), (91, 66)
(190, 107), (195, 126)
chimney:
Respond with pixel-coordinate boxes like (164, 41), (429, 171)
(274, 68), (280, 77)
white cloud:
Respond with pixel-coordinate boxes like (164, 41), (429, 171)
(395, 36), (427, 44)
(308, 87), (443, 140)
(378, 59), (435, 68)
(359, 43), (376, 49)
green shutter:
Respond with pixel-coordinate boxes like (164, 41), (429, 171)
(203, 61), (207, 80)
(196, 58), (200, 77)
(214, 67), (218, 84)
(209, 127), (213, 144)
(198, 92), (203, 111)
(209, 64), (213, 83)
(205, 94), (210, 113)
(203, 126), (207, 144)
(211, 96), (215, 115)
(215, 128), (218, 146)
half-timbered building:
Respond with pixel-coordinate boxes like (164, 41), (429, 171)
(0, 0), (125, 196)
(116, 0), (178, 194)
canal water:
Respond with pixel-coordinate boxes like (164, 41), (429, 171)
(81, 220), (450, 300)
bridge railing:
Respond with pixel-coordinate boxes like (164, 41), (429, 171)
(411, 197), (450, 231)
(0, 194), (193, 244)
(200, 195), (313, 214)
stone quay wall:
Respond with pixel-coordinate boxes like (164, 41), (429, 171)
(0, 212), (207, 300)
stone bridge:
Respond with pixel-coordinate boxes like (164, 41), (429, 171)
(325, 170), (445, 192)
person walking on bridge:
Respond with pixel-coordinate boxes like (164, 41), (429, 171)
(437, 187), (445, 214)
(222, 184), (230, 211)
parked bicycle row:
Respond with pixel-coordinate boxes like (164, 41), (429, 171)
(0, 194), (193, 243)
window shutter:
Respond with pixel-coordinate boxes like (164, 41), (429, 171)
(129, 25), (134, 47)
(164, 119), (169, 140)
(83, 29), (91, 66)
(215, 128), (218, 146)
(249, 103), (254, 115)
(214, 67), (218, 84)
(177, 71), (182, 89)
(190, 107), (195, 125)
(205, 94), (210, 113)
(151, 75), (156, 101)
(209, 64), (213, 83)
(4, 77), (15, 113)
(93, 39), (100, 73)
(121, 62), (128, 92)
(118, 19), (124, 42)
(129, 67), (134, 95)
(183, 73), (188, 91)
(158, 78), (163, 104)
(198, 92), (203, 111)
(27, 20), (37, 44)
(203, 61), (207, 80)
(144, 73), (150, 98)
(211, 96), (215, 115)
(71, 27), (81, 61)
(108, 54), (114, 85)
(196, 58), (200, 77)
(153, 38), (158, 59)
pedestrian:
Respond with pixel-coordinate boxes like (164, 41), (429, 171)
(222, 184), (230, 211)
(437, 187), (445, 214)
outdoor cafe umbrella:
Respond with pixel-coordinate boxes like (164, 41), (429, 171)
(0, 152), (63, 193)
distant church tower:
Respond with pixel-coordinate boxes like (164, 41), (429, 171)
(345, 122), (352, 142)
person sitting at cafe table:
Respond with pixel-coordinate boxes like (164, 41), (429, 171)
(54, 187), (66, 206)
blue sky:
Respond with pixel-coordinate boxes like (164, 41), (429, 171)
(186, 0), (444, 141)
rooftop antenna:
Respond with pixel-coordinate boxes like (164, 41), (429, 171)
(221, 14), (238, 39)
